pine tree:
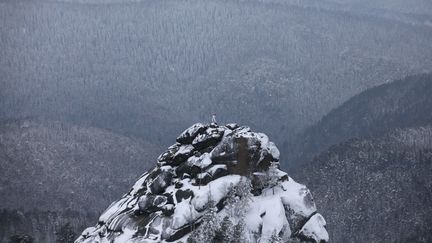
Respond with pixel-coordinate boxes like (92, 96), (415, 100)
(230, 178), (252, 243)
(232, 219), (247, 243)
(188, 199), (220, 243)
(233, 178), (252, 219)
(224, 183), (239, 218)
(214, 216), (234, 242)
(266, 161), (280, 195)
(189, 178), (253, 243)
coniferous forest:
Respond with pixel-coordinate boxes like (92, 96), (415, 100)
(1, 0), (431, 242)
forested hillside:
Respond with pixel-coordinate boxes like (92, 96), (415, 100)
(285, 74), (432, 241)
(0, 119), (161, 241)
(0, 209), (96, 243)
(0, 119), (160, 212)
(293, 126), (432, 242)
(284, 73), (432, 168)
(1, 0), (431, 149)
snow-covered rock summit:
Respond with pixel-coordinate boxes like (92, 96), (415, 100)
(76, 123), (328, 243)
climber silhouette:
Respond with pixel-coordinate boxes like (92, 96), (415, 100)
(211, 113), (217, 124)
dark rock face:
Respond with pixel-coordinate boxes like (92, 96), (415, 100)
(174, 189), (194, 203)
(76, 123), (328, 243)
(158, 144), (195, 167)
(192, 127), (225, 150)
(176, 123), (207, 144)
(149, 170), (174, 194)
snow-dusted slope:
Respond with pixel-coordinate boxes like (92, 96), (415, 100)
(76, 123), (328, 243)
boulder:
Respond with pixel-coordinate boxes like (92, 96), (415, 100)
(176, 123), (207, 144)
(192, 127), (225, 150)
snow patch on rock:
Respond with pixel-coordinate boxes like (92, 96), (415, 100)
(76, 123), (328, 243)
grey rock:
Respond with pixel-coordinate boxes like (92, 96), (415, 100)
(176, 123), (207, 144)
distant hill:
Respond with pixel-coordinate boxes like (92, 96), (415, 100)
(0, 209), (97, 243)
(0, 119), (161, 212)
(293, 126), (432, 242)
(2, 0), (431, 153)
(284, 73), (432, 168)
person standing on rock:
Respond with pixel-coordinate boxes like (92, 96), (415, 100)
(211, 113), (217, 124)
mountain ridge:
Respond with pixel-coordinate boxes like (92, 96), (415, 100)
(0, 119), (161, 212)
(293, 125), (432, 242)
(284, 73), (432, 168)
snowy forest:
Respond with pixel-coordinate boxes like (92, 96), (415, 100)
(1, 0), (431, 242)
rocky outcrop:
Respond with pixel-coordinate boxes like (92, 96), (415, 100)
(76, 123), (328, 242)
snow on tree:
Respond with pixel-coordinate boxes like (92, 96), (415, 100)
(214, 216), (235, 242)
(232, 218), (247, 243)
(267, 161), (280, 195)
(188, 198), (220, 243)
